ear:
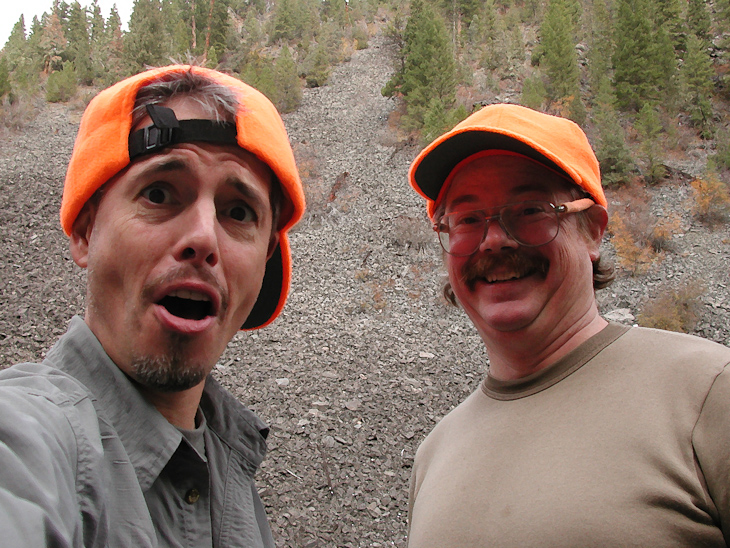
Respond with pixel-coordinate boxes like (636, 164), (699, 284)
(69, 202), (97, 269)
(266, 231), (280, 262)
(584, 204), (608, 262)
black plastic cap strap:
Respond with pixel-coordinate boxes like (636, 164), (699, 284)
(128, 105), (238, 161)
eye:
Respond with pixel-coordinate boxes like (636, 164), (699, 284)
(514, 202), (549, 217)
(141, 185), (171, 204)
(452, 211), (483, 227)
(226, 203), (256, 223)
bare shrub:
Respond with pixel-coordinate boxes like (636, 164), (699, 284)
(390, 215), (434, 251)
(610, 211), (656, 275)
(690, 174), (730, 227)
(607, 182), (669, 275)
(649, 214), (682, 252)
(637, 280), (705, 333)
(0, 95), (38, 130)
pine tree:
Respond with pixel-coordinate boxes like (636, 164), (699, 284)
(273, 44), (301, 112)
(687, 0), (711, 44)
(593, 83), (634, 186)
(124, 0), (167, 73)
(636, 103), (666, 183)
(303, 41), (331, 87)
(66, 2), (93, 84)
(270, 0), (302, 42)
(681, 33), (714, 137)
(586, 0), (613, 96)
(521, 72), (547, 110)
(99, 6), (125, 84)
(540, 0), (582, 119)
(3, 17), (27, 72)
(40, 10), (68, 73)
(612, 0), (678, 111)
(0, 57), (12, 101)
(653, 0), (684, 53)
(12, 16), (45, 91)
(383, 0), (457, 130)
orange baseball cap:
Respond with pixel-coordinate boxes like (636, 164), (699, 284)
(61, 65), (306, 330)
(408, 103), (606, 218)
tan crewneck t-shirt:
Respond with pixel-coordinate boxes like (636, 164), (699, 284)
(408, 324), (730, 547)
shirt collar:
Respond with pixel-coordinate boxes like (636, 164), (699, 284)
(45, 317), (181, 490)
(45, 316), (269, 487)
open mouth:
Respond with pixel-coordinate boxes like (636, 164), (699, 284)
(158, 289), (214, 321)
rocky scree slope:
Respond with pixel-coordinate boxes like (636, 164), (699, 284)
(1, 31), (730, 548)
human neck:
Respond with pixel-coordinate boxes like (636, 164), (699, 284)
(137, 383), (205, 429)
(481, 308), (608, 381)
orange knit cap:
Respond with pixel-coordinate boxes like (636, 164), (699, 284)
(408, 103), (606, 219)
(61, 65), (306, 330)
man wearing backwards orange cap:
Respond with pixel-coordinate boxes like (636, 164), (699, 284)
(0, 66), (304, 547)
(406, 104), (730, 547)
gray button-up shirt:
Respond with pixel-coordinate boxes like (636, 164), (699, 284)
(0, 316), (274, 548)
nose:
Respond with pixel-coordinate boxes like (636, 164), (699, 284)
(176, 200), (220, 267)
(478, 218), (519, 253)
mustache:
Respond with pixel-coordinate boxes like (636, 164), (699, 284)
(141, 265), (229, 316)
(461, 251), (549, 290)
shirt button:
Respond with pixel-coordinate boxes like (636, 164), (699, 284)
(184, 488), (200, 504)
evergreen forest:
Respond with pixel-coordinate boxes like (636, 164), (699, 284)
(2, 0), (730, 188)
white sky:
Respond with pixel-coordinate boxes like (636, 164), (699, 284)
(1, 0), (134, 49)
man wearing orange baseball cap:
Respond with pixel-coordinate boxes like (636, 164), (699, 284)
(406, 104), (730, 547)
(0, 66), (305, 547)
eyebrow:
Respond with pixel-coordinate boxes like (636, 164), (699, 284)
(136, 157), (189, 176)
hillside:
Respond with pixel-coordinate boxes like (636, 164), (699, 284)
(1, 29), (730, 547)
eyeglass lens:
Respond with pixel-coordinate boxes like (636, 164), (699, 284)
(438, 201), (560, 255)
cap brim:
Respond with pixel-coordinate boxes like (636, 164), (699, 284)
(412, 130), (571, 202)
(242, 233), (290, 330)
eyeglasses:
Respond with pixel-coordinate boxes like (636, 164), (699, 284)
(433, 198), (595, 256)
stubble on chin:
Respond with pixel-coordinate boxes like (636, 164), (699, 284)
(130, 332), (209, 392)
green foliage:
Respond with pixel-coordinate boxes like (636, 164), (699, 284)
(45, 61), (77, 102)
(711, 126), (730, 172)
(586, 0), (613, 94)
(421, 98), (467, 144)
(635, 103), (666, 184)
(270, 0), (317, 43)
(681, 33), (714, 137)
(594, 98), (634, 187)
(352, 25), (369, 50)
(124, 0), (167, 74)
(0, 58), (12, 100)
(272, 44), (302, 112)
(241, 52), (276, 99)
(66, 2), (93, 85)
(303, 41), (331, 87)
(539, 0), (581, 107)
(612, 0), (678, 111)
(687, 0), (711, 43)
(383, 0), (457, 130)
(653, 0), (684, 53)
(521, 73), (546, 110)
(4, 17), (27, 72)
